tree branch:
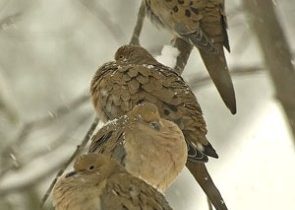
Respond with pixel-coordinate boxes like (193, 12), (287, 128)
(0, 112), (92, 180)
(129, 1), (146, 45)
(0, 12), (22, 31)
(172, 37), (193, 74)
(40, 117), (99, 207)
(243, 0), (295, 141)
(0, 160), (64, 197)
(1, 93), (89, 163)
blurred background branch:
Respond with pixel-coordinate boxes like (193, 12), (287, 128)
(0, 93), (89, 175)
(41, 117), (99, 207)
(129, 1), (145, 45)
(0, 11), (21, 30)
(243, 0), (295, 141)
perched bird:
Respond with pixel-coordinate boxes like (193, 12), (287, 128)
(89, 102), (187, 191)
(143, 0), (237, 114)
(90, 45), (228, 210)
(52, 153), (173, 210)
(91, 45), (217, 162)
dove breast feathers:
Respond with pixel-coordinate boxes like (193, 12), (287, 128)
(88, 102), (188, 191)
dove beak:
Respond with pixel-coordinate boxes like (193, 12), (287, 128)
(65, 171), (77, 178)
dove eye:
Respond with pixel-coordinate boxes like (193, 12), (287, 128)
(149, 121), (160, 131)
(88, 165), (95, 171)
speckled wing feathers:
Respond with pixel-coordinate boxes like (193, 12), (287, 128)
(91, 61), (218, 161)
(145, 0), (218, 52)
(144, 0), (237, 114)
(53, 153), (174, 210)
(89, 117), (127, 165)
(101, 173), (173, 210)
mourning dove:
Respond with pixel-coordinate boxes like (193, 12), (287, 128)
(90, 45), (228, 210)
(91, 45), (218, 162)
(143, 0), (236, 114)
(52, 153), (173, 210)
(88, 102), (187, 191)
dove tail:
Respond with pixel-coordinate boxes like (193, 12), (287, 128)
(186, 140), (218, 163)
(186, 161), (228, 210)
(187, 142), (209, 162)
(199, 46), (237, 114)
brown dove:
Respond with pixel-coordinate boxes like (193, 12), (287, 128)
(90, 45), (218, 162)
(88, 102), (187, 191)
(143, 0), (236, 114)
(52, 153), (173, 210)
(90, 45), (228, 210)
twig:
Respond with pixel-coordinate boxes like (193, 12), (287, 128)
(129, 1), (146, 45)
(1, 93), (89, 161)
(0, 112), (92, 180)
(27, 112), (92, 162)
(0, 12), (22, 30)
(40, 117), (99, 207)
(78, 0), (126, 44)
(172, 37), (193, 74)
(0, 160), (65, 197)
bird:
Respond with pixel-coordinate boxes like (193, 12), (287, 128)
(90, 45), (228, 210)
(52, 153), (173, 210)
(88, 102), (187, 191)
(143, 0), (237, 114)
(91, 45), (218, 162)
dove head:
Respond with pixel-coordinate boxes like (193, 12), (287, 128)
(129, 102), (162, 128)
(53, 154), (118, 209)
(115, 45), (159, 65)
(66, 154), (120, 184)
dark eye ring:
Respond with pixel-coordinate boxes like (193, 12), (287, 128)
(150, 122), (160, 131)
(89, 165), (95, 170)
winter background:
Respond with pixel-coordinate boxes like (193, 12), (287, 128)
(0, 0), (294, 209)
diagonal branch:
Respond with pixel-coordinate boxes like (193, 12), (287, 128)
(0, 160), (65, 197)
(0, 12), (22, 30)
(129, 1), (146, 45)
(1, 93), (89, 162)
(172, 37), (193, 74)
(40, 117), (99, 207)
(0, 112), (92, 180)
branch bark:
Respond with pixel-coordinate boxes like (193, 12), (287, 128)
(0, 112), (92, 180)
(0, 161), (64, 197)
(1, 93), (89, 164)
(129, 1), (146, 45)
(41, 117), (99, 207)
(243, 0), (295, 141)
(172, 38), (193, 74)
